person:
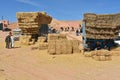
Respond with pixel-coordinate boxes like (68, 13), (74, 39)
(11, 34), (15, 48)
(76, 29), (79, 36)
(5, 32), (12, 49)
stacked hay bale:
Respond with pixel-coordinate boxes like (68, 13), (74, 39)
(17, 12), (52, 34)
(91, 50), (112, 61)
(84, 13), (120, 39)
(16, 12), (52, 45)
(48, 34), (80, 55)
(84, 50), (112, 61)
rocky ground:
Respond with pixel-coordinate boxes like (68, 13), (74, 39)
(0, 31), (120, 80)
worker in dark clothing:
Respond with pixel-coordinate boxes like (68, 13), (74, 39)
(76, 29), (79, 36)
(5, 32), (12, 49)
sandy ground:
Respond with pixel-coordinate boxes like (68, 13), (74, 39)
(0, 31), (120, 80)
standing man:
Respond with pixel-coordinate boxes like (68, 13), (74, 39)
(5, 32), (12, 49)
(11, 33), (15, 48)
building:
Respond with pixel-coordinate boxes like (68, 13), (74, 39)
(0, 20), (9, 30)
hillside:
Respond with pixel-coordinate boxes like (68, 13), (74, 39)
(8, 19), (82, 30)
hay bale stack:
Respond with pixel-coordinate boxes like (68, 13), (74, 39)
(16, 12), (52, 34)
(91, 50), (112, 61)
(48, 40), (80, 55)
(84, 13), (120, 39)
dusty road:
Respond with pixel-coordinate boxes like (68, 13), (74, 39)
(0, 31), (120, 80)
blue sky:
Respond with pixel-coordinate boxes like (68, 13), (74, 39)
(0, 0), (120, 22)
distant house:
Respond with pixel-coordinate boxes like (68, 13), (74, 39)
(2, 20), (9, 28)
(0, 20), (9, 30)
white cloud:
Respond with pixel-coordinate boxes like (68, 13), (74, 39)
(16, 0), (39, 7)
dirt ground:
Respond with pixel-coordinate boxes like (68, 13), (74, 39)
(0, 31), (120, 80)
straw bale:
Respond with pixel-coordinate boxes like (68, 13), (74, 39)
(91, 50), (112, 61)
(38, 37), (46, 43)
(84, 52), (92, 57)
(55, 40), (62, 55)
(48, 34), (59, 41)
(92, 55), (100, 61)
(59, 34), (67, 40)
(39, 43), (48, 50)
(61, 40), (67, 54)
(66, 40), (72, 54)
(99, 56), (106, 61)
(48, 40), (56, 55)
(105, 56), (112, 61)
(84, 13), (96, 21)
(72, 40), (80, 53)
(19, 35), (31, 44)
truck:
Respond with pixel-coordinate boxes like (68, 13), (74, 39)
(82, 13), (120, 51)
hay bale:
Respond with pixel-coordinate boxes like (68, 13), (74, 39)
(99, 56), (106, 61)
(19, 35), (31, 45)
(55, 40), (62, 55)
(39, 43), (48, 50)
(84, 52), (92, 57)
(48, 34), (59, 41)
(79, 44), (84, 54)
(91, 50), (112, 61)
(72, 40), (80, 53)
(66, 40), (72, 54)
(48, 40), (56, 55)
(92, 55), (100, 61)
(38, 37), (46, 43)
(59, 34), (67, 40)
(105, 56), (112, 61)
(61, 40), (67, 54)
